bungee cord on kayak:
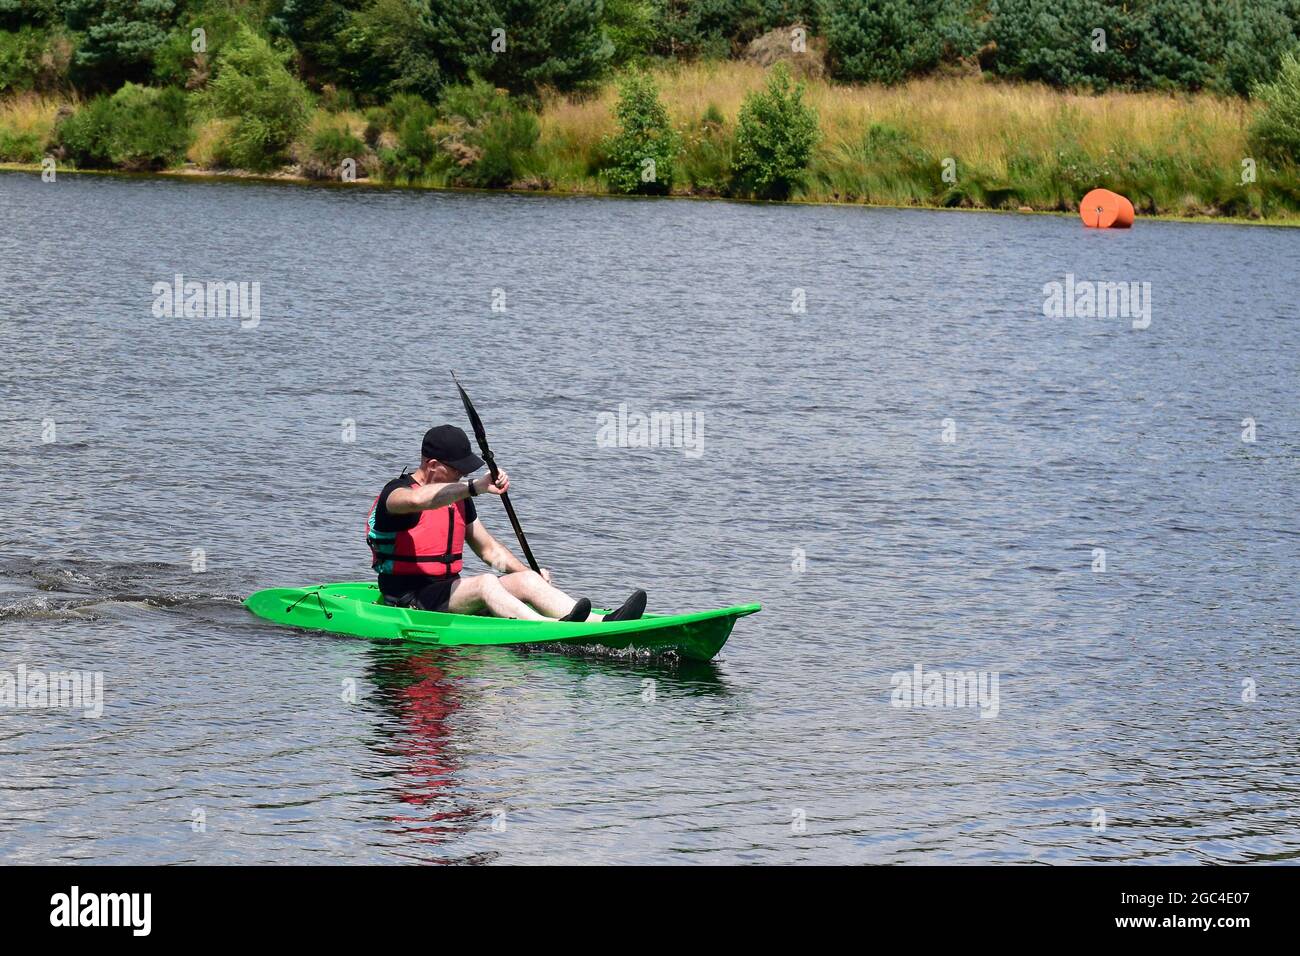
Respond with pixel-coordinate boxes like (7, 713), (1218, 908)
(284, 586), (332, 620)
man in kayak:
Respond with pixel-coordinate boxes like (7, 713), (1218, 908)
(367, 425), (647, 623)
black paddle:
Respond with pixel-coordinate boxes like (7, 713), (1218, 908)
(452, 372), (541, 573)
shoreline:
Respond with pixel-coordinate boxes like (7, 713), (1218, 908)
(6, 65), (1296, 227)
(5, 162), (1297, 229)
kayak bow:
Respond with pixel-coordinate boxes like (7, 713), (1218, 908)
(244, 583), (759, 662)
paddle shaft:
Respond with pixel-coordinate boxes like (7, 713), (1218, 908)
(453, 373), (542, 574)
(481, 450), (541, 574)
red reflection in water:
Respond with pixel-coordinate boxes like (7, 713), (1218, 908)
(373, 651), (481, 843)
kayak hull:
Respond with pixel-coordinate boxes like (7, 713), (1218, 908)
(243, 582), (759, 662)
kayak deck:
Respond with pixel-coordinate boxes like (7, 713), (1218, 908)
(243, 582), (759, 662)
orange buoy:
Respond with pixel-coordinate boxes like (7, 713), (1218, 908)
(1080, 188), (1134, 228)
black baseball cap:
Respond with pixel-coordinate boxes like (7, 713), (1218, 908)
(421, 424), (484, 474)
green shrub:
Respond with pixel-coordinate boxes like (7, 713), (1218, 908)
(55, 95), (115, 167)
(0, 128), (44, 161)
(375, 93), (438, 180)
(437, 79), (506, 126)
(599, 69), (680, 194)
(384, 92), (433, 133)
(470, 107), (539, 187)
(1250, 50), (1300, 164)
(362, 104), (387, 128)
(731, 63), (819, 199)
(203, 26), (311, 171)
(300, 119), (368, 179)
(104, 82), (189, 169)
(434, 78), (539, 188)
(312, 126), (359, 166)
(55, 82), (189, 170)
(397, 98), (438, 161)
(374, 80), (539, 187)
(375, 145), (401, 179)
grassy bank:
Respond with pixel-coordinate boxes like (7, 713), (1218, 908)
(5, 63), (1296, 222)
(536, 63), (1287, 219)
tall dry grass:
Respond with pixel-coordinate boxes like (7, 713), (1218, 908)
(537, 62), (1277, 218)
(2, 64), (1286, 220)
(0, 93), (66, 162)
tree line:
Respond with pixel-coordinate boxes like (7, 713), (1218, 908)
(4, 1), (1300, 99)
(2, 1), (1298, 215)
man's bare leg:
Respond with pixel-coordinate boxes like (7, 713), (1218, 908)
(447, 574), (549, 621)
(498, 569), (600, 620)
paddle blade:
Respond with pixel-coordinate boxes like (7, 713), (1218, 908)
(452, 372), (490, 450)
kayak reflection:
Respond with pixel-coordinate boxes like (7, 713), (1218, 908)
(362, 647), (476, 852)
(360, 643), (733, 854)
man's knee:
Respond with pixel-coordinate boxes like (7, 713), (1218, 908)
(476, 574), (507, 594)
(501, 569), (541, 587)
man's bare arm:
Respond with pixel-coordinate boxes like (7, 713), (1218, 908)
(386, 469), (510, 515)
(465, 521), (528, 573)
(386, 480), (474, 515)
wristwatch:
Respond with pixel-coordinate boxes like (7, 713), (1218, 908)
(467, 478), (479, 497)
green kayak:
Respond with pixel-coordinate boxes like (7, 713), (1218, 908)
(243, 582), (759, 662)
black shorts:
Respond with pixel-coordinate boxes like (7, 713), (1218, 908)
(382, 577), (457, 612)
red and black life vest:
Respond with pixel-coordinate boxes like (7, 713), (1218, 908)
(366, 483), (467, 577)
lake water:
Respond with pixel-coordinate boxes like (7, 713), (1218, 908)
(1, 171), (1297, 864)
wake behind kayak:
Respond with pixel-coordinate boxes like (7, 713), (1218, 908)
(244, 582), (759, 662)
